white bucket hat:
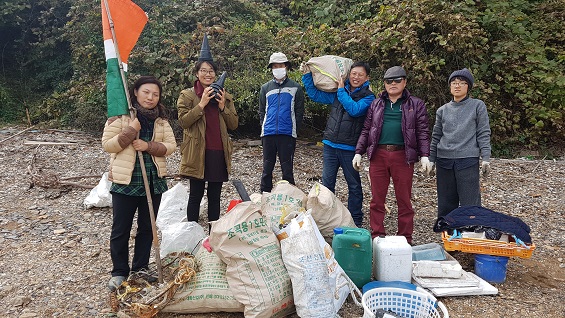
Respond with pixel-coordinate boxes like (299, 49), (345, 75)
(267, 52), (291, 69)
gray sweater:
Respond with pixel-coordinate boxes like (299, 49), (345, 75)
(430, 97), (491, 162)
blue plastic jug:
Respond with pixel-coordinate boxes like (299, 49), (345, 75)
(332, 227), (372, 288)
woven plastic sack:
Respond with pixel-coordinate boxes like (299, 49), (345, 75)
(307, 182), (357, 238)
(209, 201), (295, 318)
(162, 247), (244, 314)
(279, 214), (335, 317)
(261, 180), (307, 228)
(306, 55), (354, 92)
(249, 192), (262, 204)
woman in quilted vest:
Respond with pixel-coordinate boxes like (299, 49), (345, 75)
(102, 76), (176, 291)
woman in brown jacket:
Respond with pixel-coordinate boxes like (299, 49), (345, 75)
(177, 57), (238, 228)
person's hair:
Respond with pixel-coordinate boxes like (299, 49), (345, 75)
(193, 60), (219, 75)
(450, 76), (469, 85)
(350, 61), (371, 76)
(129, 75), (168, 119)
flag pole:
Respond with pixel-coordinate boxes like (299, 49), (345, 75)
(103, 0), (163, 283)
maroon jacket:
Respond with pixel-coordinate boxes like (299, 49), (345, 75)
(355, 89), (430, 164)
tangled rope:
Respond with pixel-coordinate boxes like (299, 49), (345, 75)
(174, 256), (197, 285)
(129, 302), (158, 318)
(117, 283), (144, 301)
(111, 253), (198, 318)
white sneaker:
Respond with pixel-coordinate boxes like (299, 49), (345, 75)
(108, 276), (126, 291)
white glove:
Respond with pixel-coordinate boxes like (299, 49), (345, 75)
(299, 61), (310, 74)
(352, 154), (362, 172)
(481, 161), (491, 177)
(419, 156), (433, 176)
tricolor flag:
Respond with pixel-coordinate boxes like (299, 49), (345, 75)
(102, 0), (148, 117)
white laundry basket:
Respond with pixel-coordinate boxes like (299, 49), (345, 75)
(362, 287), (449, 318)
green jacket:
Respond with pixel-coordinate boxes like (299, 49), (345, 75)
(177, 87), (238, 179)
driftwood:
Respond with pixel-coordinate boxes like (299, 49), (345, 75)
(24, 141), (78, 146)
(60, 175), (102, 180)
(496, 157), (556, 163)
(0, 125), (36, 144)
(26, 108), (31, 126)
(27, 153), (97, 189)
(530, 155), (547, 173)
(46, 129), (91, 134)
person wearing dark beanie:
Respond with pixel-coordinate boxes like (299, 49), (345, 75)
(430, 68), (491, 225)
(448, 68), (474, 90)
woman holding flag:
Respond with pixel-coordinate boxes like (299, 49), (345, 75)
(177, 34), (238, 229)
(102, 76), (176, 290)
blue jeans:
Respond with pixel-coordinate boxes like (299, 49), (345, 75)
(322, 144), (363, 226)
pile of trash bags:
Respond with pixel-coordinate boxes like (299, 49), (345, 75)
(157, 180), (362, 318)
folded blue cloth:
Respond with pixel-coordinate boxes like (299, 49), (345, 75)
(434, 205), (532, 244)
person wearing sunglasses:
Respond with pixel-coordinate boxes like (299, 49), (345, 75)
(301, 61), (376, 227)
(429, 68), (491, 225)
(353, 66), (431, 244)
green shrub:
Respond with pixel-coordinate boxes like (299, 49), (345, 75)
(0, 0), (563, 156)
(0, 85), (25, 123)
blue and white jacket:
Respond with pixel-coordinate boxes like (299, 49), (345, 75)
(259, 77), (305, 138)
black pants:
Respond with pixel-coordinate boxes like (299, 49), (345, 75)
(110, 192), (161, 277)
(260, 135), (296, 193)
(436, 163), (481, 218)
(187, 179), (223, 225)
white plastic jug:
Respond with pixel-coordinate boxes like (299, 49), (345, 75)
(373, 236), (412, 282)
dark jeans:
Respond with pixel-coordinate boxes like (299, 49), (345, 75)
(187, 179), (223, 225)
(260, 135), (296, 193)
(436, 163), (481, 218)
(322, 144), (363, 226)
(110, 192), (161, 277)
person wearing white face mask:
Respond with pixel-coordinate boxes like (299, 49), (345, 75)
(258, 52), (305, 193)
